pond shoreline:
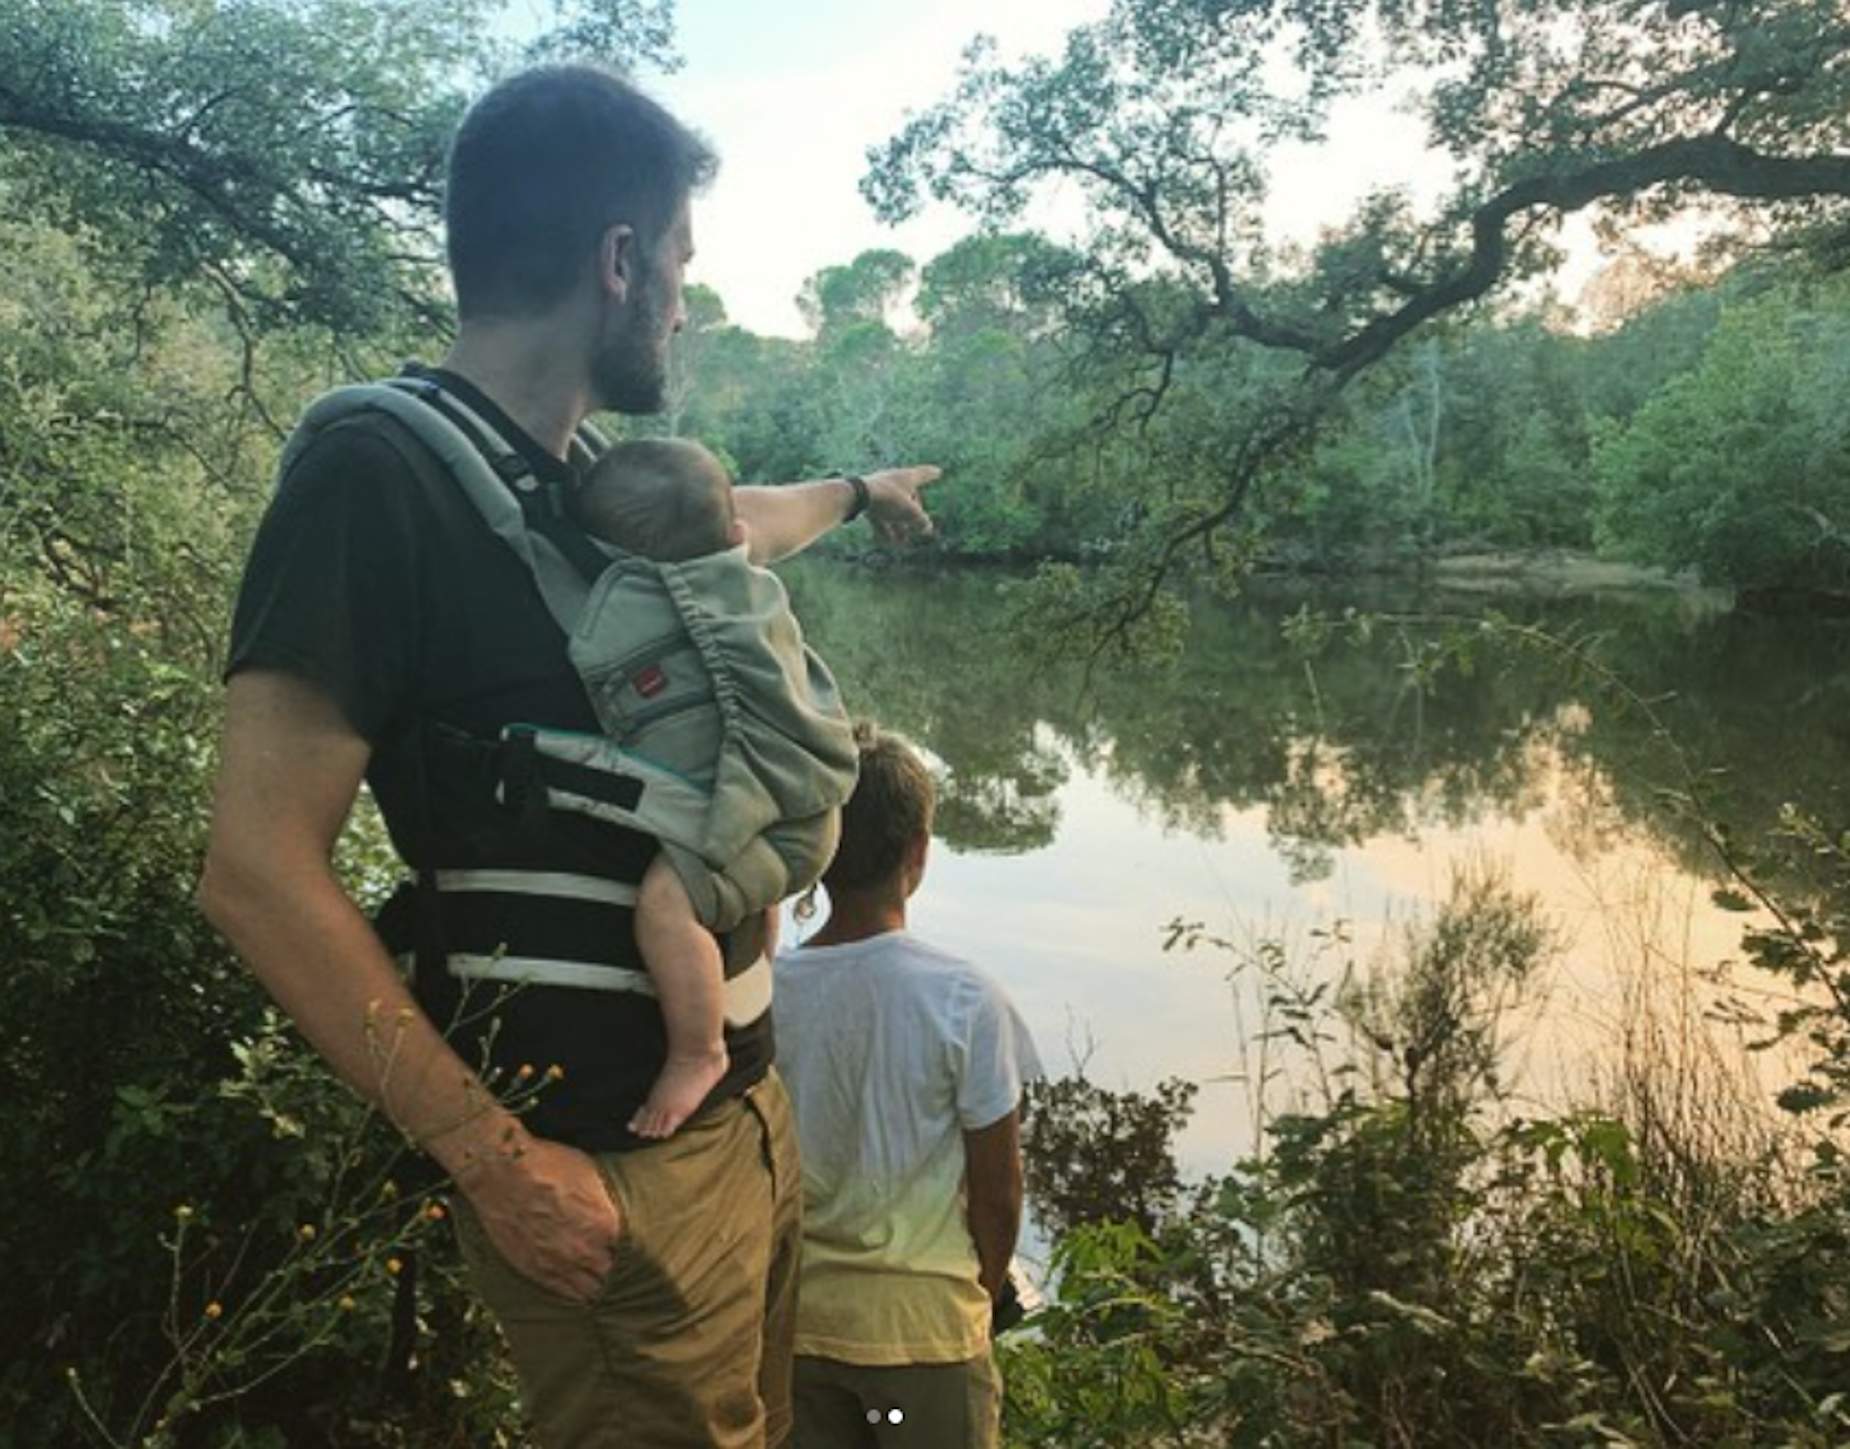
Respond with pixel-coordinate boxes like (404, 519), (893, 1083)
(1292, 548), (1711, 600)
(817, 545), (1850, 617)
(819, 544), (1731, 604)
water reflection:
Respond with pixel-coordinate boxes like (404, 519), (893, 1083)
(781, 562), (1850, 1172)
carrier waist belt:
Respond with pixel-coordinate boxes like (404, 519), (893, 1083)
(421, 868), (772, 1028)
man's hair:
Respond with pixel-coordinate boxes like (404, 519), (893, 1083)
(823, 723), (936, 895)
(445, 64), (717, 320)
(574, 438), (735, 562)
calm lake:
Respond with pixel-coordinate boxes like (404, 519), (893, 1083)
(779, 560), (1850, 1179)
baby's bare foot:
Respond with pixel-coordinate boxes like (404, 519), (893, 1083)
(629, 1046), (729, 1138)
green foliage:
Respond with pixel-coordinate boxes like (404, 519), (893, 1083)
(655, 232), (1112, 563)
(1024, 1077), (1199, 1242)
(58, 1010), (524, 1449)
(0, 223), (281, 1440)
(915, 233), (1072, 340)
(1725, 806), (1850, 1130)
(6, 2), (1850, 1442)
(0, 578), (527, 1444)
(0, 411), (519, 1441)
(859, 0), (1850, 634)
(672, 251), (1850, 587)
(796, 248), (915, 338)
(0, 0), (678, 338)
(0, 4), (684, 1440)
(1009, 859), (1850, 1448)
(1593, 282), (1850, 590)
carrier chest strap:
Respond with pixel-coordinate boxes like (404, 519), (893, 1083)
(432, 868), (637, 906)
(444, 953), (772, 1030)
(423, 867), (773, 1028)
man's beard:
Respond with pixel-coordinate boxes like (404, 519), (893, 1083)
(591, 292), (669, 415)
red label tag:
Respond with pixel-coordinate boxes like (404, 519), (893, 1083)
(633, 664), (668, 699)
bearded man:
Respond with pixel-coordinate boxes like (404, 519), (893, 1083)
(198, 64), (938, 1449)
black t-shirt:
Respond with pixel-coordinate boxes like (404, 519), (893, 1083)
(227, 368), (771, 1149)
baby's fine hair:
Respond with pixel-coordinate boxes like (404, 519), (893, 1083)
(575, 438), (735, 562)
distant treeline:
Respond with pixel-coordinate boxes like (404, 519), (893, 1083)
(647, 244), (1850, 593)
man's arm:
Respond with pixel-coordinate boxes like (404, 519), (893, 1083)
(962, 1108), (1025, 1302)
(197, 670), (620, 1301)
(735, 465), (942, 564)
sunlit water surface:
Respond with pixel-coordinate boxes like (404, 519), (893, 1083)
(778, 562), (1850, 1186)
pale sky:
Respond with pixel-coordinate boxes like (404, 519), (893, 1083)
(644, 0), (1622, 339)
(649, 0), (1113, 336)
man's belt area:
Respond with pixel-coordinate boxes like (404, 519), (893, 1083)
(381, 866), (772, 1029)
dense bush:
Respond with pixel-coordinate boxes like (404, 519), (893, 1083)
(0, 214), (520, 1445)
(1003, 863), (1850, 1448)
(0, 588), (527, 1446)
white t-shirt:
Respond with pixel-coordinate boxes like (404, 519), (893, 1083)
(773, 929), (1043, 1365)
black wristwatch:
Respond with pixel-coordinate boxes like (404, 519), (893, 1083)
(842, 473), (871, 523)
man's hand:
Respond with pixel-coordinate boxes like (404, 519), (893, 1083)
(734, 465), (943, 563)
(459, 1133), (624, 1302)
(863, 465), (942, 547)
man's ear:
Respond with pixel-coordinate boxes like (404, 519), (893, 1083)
(598, 222), (637, 304)
(904, 831), (931, 892)
(727, 518), (749, 548)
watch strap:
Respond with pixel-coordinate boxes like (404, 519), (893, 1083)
(843, 473), (871, 523)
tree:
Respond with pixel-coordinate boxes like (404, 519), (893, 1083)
(0, 0), (679, 342)
(0, 0), (684, 620)
(1593, 281), (1850, 590)
(795, 246), (916, 338)
(915, 231), (1073, 340)
(865, 0), (1850, 651)
(1391, 338), (1447, 554)
(660, 281), (728, 437)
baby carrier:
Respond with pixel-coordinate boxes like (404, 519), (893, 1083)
(279, 374), (855, 1015)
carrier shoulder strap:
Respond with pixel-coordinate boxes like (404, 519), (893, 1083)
(282, 378), (611, 636)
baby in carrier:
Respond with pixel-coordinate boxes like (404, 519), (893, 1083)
(571, 438), (856, 1137)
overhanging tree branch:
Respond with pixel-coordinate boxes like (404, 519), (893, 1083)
(1321, 136), (1850, 378)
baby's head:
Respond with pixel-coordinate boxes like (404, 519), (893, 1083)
(574, 438), (741, 562)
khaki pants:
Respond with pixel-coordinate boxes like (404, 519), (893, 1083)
(791, 1351), (1000, 1449)
(455, 1073), (802, 1448)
